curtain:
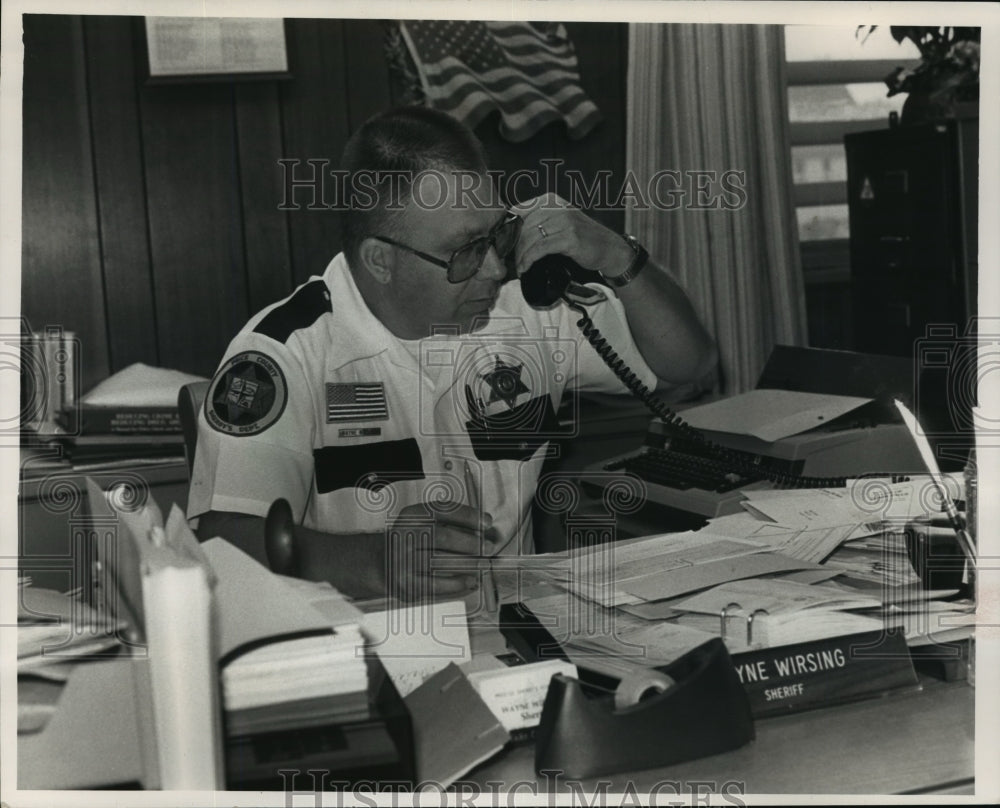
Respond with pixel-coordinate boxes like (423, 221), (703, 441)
(626, 24), (807, 394)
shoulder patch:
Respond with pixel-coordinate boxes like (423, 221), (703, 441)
(205, 351), (288, 437)
(254, 280), (331, 343)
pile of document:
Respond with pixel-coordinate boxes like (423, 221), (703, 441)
(555, 530), (823, 609)
(668, 578), (885, 652)
(519, 588), (716, 680)
(17, 578), (123, 672)
(204, 539), (371, 736)
(515, 474), (974, 660)
(17, 577), (125, 735)
(724, 477), (941, 583)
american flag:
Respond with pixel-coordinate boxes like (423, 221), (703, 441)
(326, 382), (389, 422)
(399, 20), (602, 143)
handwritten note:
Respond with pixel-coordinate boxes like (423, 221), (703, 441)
(361, 600), (471, 697)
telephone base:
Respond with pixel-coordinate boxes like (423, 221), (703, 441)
(584, 422), (924, 518)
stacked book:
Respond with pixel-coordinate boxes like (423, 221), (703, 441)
(55, 363), (207, 464)
(56, 422), (186, 465)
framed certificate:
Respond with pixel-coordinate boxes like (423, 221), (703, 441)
(143, 17), (291, 83)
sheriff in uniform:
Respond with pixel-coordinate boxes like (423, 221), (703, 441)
(190, 106), (716, 600)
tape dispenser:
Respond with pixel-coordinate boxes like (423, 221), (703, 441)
(500, 603), (755, 779)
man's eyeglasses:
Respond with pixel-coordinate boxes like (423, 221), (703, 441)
(370, 212), (523, 284)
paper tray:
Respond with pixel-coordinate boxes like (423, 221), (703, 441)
(224, 656), (414, 789)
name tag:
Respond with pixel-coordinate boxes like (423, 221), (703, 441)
(338, 427), (382, 438)
(467, 659), (577, 731)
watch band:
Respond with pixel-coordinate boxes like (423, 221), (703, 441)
(603, 233), (648, 289)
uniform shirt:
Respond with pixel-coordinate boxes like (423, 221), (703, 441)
(188, 253), (656, 554)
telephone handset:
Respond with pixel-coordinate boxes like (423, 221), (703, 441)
(519, 254), (846, 489)
(519, 253), (607, 308)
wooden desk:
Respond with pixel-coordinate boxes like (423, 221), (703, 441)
(20, 668), (972, 795)
(13, 402), (979, 796)
(464, 678), (974, 796)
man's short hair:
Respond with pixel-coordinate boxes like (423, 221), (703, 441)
(339, 106), (490, 269)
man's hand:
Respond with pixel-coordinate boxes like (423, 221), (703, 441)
(510, 193), (632, 279)
(385, 501), (501, 601)
(509, 193), (718, 387)
(199, 503), (502, 601)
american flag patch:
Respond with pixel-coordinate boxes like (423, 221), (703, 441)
(326, 382), (388, 422)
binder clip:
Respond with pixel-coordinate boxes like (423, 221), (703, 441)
(721, 602), (769, 647)
(500, 604), (756, 779)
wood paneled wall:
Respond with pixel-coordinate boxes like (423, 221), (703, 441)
(21, 15), (628, 391)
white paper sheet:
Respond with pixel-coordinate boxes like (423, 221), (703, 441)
(740, 477), (958, 531)
(673, 578), (881, 616)
(361, 600), (471, 697)
(679, 389), (873, 442)
(81, 362), (208, 407)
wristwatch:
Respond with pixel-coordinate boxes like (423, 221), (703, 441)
(602, 233), (648, 289)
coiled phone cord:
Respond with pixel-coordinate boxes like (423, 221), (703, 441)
(566, 301), (849, 489)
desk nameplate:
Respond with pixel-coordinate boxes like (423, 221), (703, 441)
(731, 630), (918, 718)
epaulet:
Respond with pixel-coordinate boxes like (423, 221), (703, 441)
(253, 280), (332, 343)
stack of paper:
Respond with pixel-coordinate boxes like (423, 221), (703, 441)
(521, 590), (716, 680)
(79, 362), (208, 408)
(692, 476), (966, 586)
(555, 531), (819, 608)
(507, 471), (972, 696)
(669, 578), (884, 652)
(884, 597), (976, 646)
(738, 477), (960, 557)
(201, 538), (370, 736)
(17, 582), (125, 736)
(85, 480), (382, 785)
(17, 584), (123, 675)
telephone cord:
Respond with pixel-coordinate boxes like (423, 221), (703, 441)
(566, 301), (848, 489)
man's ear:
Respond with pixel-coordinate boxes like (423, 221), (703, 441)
(357, 237), (394, 285)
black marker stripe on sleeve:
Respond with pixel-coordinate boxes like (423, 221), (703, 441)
(313, 438), (425, 493)
(254, 280), (331, 344)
